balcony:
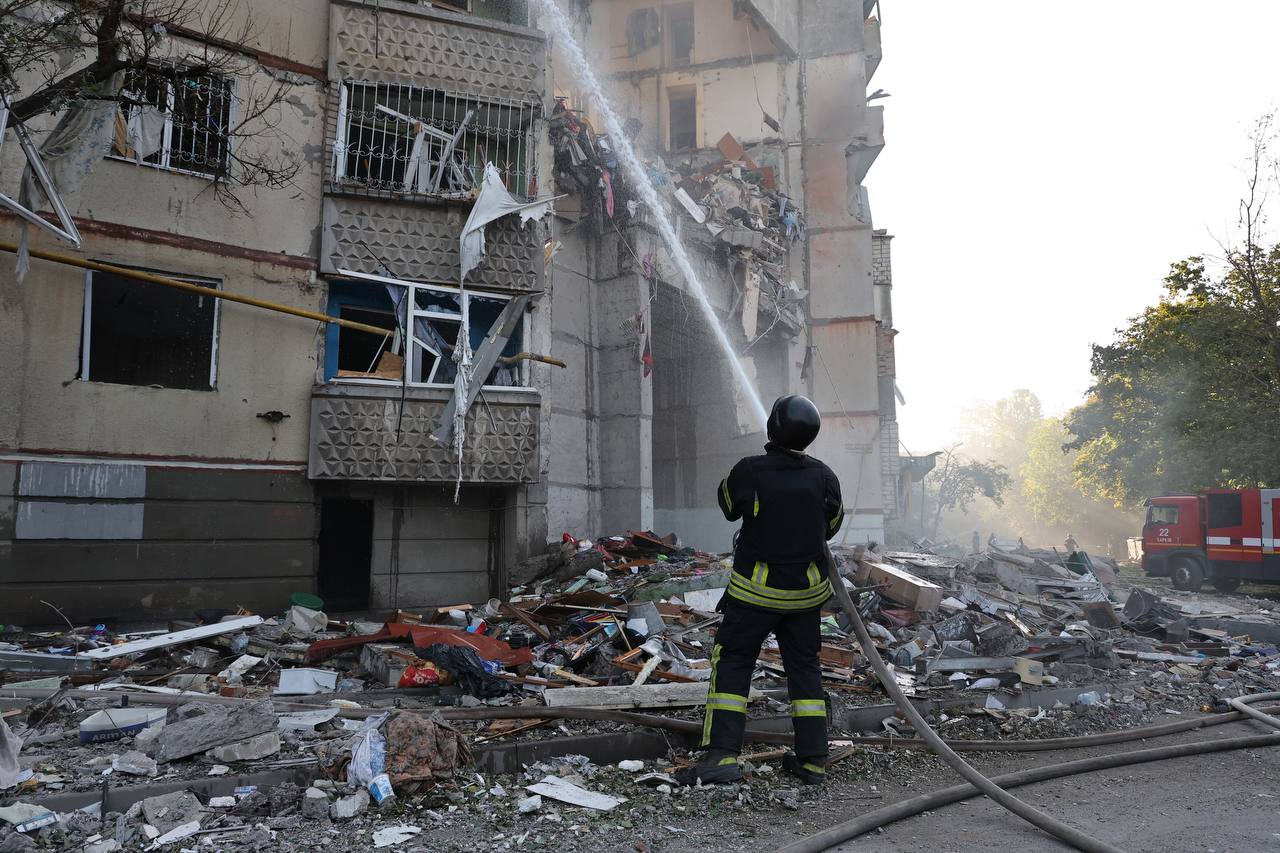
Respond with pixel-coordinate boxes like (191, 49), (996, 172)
(865, 15), (883, 82)
(846, 105), (885, 187)
(308, 383), (539, 483)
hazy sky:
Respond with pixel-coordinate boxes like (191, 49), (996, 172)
(866, 1), (1280, 455)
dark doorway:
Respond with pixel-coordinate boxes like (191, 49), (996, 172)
(318, 498), (374, 611)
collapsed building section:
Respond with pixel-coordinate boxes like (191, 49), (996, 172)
(544, 0), (897, 551)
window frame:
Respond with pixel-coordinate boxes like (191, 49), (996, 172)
(664, 2), (695, 66)
(1146, 505), (1180, 527)
(107, 65), (237, 180)
(331, 80), (539, 199)
(78, 267), (222, 392)
(326, 272), (533, 392)
(667, 85), (698, 152)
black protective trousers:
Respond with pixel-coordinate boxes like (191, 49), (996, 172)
(700, 598), (828, 761)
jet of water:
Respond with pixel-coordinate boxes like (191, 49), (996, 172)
(534, 0), (770, 428)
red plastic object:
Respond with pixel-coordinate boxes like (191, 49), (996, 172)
(388, 623), (534, 667)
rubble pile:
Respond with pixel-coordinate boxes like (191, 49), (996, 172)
(2, 531), (1279, 849)
(550, 101), (805, 343)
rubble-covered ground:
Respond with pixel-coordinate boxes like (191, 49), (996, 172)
(3, 534), (1279, 851)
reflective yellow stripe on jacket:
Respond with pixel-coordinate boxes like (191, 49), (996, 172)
(727, 564), (832, 611)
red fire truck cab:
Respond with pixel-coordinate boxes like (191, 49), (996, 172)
(1142, 489), (1280, 592)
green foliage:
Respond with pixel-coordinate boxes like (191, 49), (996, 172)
(1066, 248), (1280, 506)
(932, 391), (1141, 551)
(928, 449), (1011, 536)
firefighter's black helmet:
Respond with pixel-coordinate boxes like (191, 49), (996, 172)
(767, 395), (820, 451)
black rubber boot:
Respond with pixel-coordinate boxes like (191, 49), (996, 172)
(782, 753), (826, 785)
(674, 750), (743, 786)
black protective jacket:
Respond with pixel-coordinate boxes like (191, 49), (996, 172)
(716, 443), (843, 611)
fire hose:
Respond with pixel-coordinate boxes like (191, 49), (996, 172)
(1229, 690), (1280, 732)
(777, 730), (1280, 853)
(815, 544), (1124, 853)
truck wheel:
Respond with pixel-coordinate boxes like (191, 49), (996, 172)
(1212, 574), (1241, 594)
(1171, 559), (1204, 592)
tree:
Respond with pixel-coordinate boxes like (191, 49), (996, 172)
(0, 0), (300, 205)
(957, 388), (1042, 466)
(1067, 116), (1280, 505)
(927, 446), (1011, 537)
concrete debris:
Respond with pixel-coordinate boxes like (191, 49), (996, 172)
(151, 701), (277, 763)
(330, 789), (369, 820)
(302, 787), (330, 820)
(148, 819), (200, 848)
(110, 750), (157, 776)
(2, 530), (1279, 851)
(140, 791), (204, 835)
(205, 731), (282, 763)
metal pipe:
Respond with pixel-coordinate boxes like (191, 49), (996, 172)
(0, 241), (394, 338)
(821, 545), (1122, 853)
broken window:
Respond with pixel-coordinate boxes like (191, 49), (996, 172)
(665, 3), (695, 65)
(626, 8), (661, 56)
(111, 66), (234, 178)
(333, 82), (539, 199)
(473, 0), (530, 25)
(668, 86), (697, 151)
(325, 279), (527, 388)
(79, 269), (219, 391)
(1146, 505), (1180, 526)
(419, 0), (529, 24)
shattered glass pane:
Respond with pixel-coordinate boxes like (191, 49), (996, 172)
(416, 289), (462, 316)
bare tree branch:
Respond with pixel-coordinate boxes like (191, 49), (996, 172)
(1, 0), (302, 207)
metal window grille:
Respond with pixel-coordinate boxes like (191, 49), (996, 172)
(333, 81), (539, 200)
(113, 67), (234, 178)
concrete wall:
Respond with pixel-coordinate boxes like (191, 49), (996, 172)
(543, 223), (603, 540)
(0, 459), (313, 623)
(799, 0), (886, 543)
(367, 483), (505, 609)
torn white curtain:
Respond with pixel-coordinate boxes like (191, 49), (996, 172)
(448, 163), (557, 500)
(450, 323), (473, 502)
(459, 162), (560, 283)
(126, 103), (166, 162)
(13, 75), (120, 281)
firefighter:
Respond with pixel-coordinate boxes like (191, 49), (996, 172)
(675, 395), (842, 787)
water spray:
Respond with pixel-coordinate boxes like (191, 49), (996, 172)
(534, 0), (770, 428)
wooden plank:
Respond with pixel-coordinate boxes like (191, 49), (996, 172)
(856, 560), (943, 612)
(78, 616), (264, 660)
(502, 604), (552, 642)
(543, 681), (712, 710)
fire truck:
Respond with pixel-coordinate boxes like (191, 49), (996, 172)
(1141, 489), (1280, 592)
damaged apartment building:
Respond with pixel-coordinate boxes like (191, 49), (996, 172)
(0, 0), (898, 624)
(544, 0), (898, 548)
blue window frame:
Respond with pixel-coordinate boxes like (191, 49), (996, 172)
(324, 277), (527, 388)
